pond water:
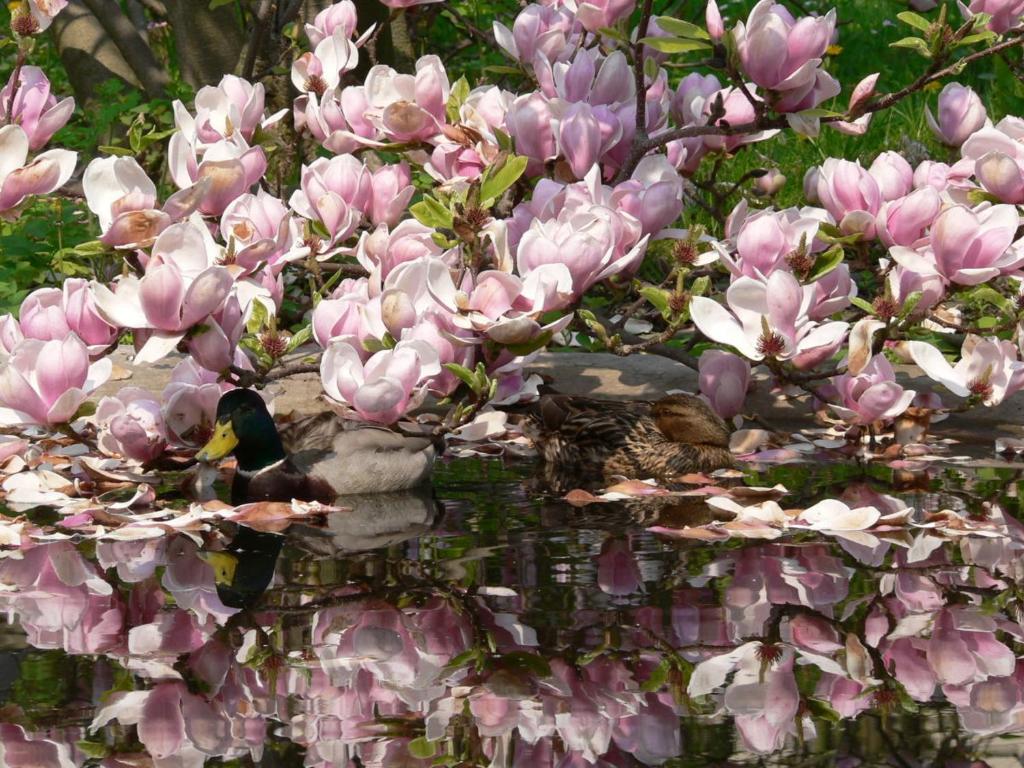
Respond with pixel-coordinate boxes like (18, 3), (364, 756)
(2, 455), (1024, 767)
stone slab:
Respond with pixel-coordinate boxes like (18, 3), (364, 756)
(96, 347), (1024, 454)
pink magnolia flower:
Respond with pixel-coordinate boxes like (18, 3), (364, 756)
(312, 278), (372, 349)
(754, 168), (786, 196)
(671, 72), (722, 126)
(610, 154), (684, 236)
(402, 311), (475, 396)
(355, 219), (447, 279)
(808, 263), (856, 319)
(176, 74), (282, 147)
(733, 1), (839, 112)
(161, 360), (228, 447)
(220, 189), (298, 272)
(890, 204), (1023, 286)
(875, 186), (942, 248)
(380, 0), (443, 8)
(370, 162), (414, 227)
(830, 354), (916, 425)
(90, 682), (233, 761)
(690, 271), (848, 368)
(702, 85), (776, 153)
(15, 278), (118, 352)
(167, 134), (267, 216)
(698, 349), (751, 419)
(363, 56), (449, 142)
(289, 154), (373, 253)
(320, 338), (441, 424)
(706, 0), (725, 40)
(688, 642), (802, 753)
(868, 151), (914, 201)
(0, 124), (76, 215)
(91, 254), (234, 364)
(908, 334), (1024, 406)
(295, 87), (381, 154)
(595, 536), (642, 596)
(95, 387), (168, 462)
(305, 1), (358, 47)
(0, 66), (74, 151)
(506, 92), (559, 170)
(574, 0), (634, 32)
(960, 121), (1024, 204)
(0, 335), (111, 426)
(926, 609), (1016, 686)
(22, 0), (69, 32)
(963, 0), (1024, 33)
(492, 4), (577, 65)
(291, 29), (360, 94)
(718, 203), (826, 279)
(516, 208), (648, 305)
(84, 156), (208, 250)
(814, 158), (882, 239)
(926, 83), (987, 147)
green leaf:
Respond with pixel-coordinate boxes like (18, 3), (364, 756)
(286, 325), (312, 353)
(804, 697), (842, 723)
(794, 108), (843, 119)
(480, 155), (529, 206)
(493, 127), (514, 152)
(653, 17), (711, 40)
(968, 285), (1014, 313)
(98, 145), (134, 157)
(407, 737), (438, 759)
(499, 651), (552, 677)
(690, 275), (710, 297)
(896, 11), (932, 32)
(638, 36), (712, 54)
(503, 330), (554, 356)
(246, 299), (270, 334)
(597, 26), (629, 42)
(890, 36), (932, 58)
(482, 65), (523, 75)
(956, 31), (996, 46)
(967, 188), (1002, 206)
(807, 245), (845, 282)
(444, 362), (482, 394)
(640, 658), (671, 692)
(446, 76), (471, 123)
(208, 0), (234, 8)
(76, 741), (110, 759)
(74, 401), (98, 420)
(850, 296), (876, 315)
(899, 291), (924, 319)
(640, 285), (671, 317)
(410, 195), (453, 229)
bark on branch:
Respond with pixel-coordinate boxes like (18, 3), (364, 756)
(79, 0), (170, 97)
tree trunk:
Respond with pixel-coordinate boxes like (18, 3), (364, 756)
(49, 0), (141, 106)
(163, 0), (246, 88)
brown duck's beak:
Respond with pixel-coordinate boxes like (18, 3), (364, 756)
(196, 419), (238, 462)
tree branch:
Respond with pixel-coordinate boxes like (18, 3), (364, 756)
(80, 0), (170, 97)
(615, 29), (1024, 179)
(241, 0), (275, 81)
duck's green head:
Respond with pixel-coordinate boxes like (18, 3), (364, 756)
(197, 389), (285, 470)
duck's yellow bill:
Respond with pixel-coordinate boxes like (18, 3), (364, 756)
(199, 551), (238, 586)
(197, 419), (238, 462)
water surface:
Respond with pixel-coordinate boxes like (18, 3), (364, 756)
(2, 456), (1024, 767)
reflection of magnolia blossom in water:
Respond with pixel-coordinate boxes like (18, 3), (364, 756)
(2, 467), (1024, 765)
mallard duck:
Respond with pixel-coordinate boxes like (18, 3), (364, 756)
(196, 389), (436, 504)
(522, 393), (734, 485)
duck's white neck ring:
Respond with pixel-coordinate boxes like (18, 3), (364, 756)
(235, 458), (285, 478)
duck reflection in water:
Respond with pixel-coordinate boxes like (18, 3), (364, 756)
(200, 489), (442, 607)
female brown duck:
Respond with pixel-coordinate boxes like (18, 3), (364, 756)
(524, 393), (734, 484)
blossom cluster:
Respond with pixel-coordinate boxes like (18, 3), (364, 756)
(0, 0), (1021, 449)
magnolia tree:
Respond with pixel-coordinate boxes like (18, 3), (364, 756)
(0, 0), (1023, 460)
